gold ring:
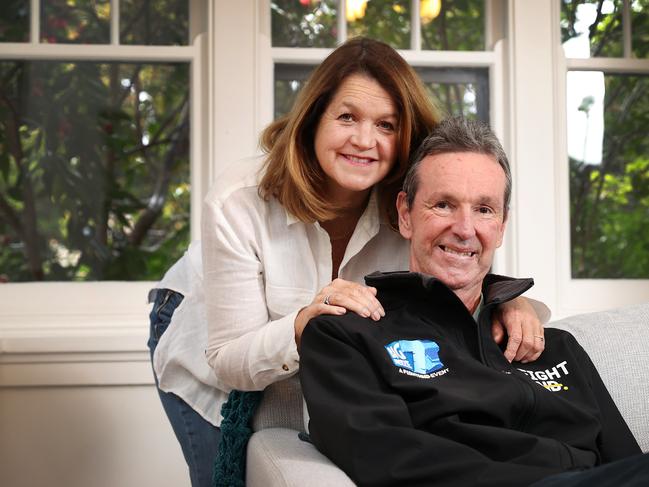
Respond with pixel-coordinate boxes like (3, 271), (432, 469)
(534, 335), (545, 341)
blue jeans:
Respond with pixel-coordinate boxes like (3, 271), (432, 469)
(530, 452), (649, 487)
(148, 289), (222, 487)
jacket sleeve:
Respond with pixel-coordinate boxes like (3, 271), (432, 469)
(202, 186), (301, 391)
(574, 342), (641, 461)
(300, 318), (564, 487)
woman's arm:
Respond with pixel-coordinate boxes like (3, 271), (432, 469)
(491, 296), (550, 363)
(202, 189), (303, 391)
(201, 187), (383, 390)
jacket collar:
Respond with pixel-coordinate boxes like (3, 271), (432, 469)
(364, 271), (534, 310)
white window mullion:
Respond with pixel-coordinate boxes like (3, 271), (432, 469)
(111, 0), (120, 45)
(0, 43), (197, 62)
(400, 49), (495, 67)
(411, 0), (421, 51)
(567, 57), (649, 74)
(337, 0), (347, 44)
(271, 47), (332, 65)
(30, 0), (39, 44)
(623, 0), (632, 59)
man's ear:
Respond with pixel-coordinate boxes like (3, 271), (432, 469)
(396, 191), (412, 239)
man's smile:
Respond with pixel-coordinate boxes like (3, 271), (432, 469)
(438, 245), (477, 258)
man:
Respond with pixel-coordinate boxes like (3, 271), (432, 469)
(299, 117), (646, 486)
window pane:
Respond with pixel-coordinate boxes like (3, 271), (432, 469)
(273, 64), (489, 121)
(120, 0), (189, 46)
(271, 0), (337, 47)
(561, 0), (624, 58)
(274, 64), (314, 118)
(41, 0), (110, 44)
(568, 72), (649, 278)
(0, 0), (29, 42)
(347, 0), (411, 49)
(417, 67), (489, 121)
(632, 1), (648, 58)
(421, 0), (485, 51)
(0, 61), (190, 282)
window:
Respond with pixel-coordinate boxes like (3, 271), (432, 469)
(557, 0), (649, 312)
(0, 1), (198, 283)
(270, 0), (498, 124)
(0, 1), (207, 350)
(511, 1), (649, 317)
(561, 0), (649, 279)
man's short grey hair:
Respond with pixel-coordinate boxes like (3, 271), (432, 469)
(402, 117), (512, 216)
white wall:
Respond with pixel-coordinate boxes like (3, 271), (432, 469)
(0, 384), (189, 487)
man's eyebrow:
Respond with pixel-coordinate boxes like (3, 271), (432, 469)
(422, 191), (454, 202)
(475, 195), (502, 206)
(423, 192), (503, 208)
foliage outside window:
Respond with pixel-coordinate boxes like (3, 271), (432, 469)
(41, 0), (111, 44)
(271, 0), (485, 50)
(0, 0), (29, 42)
(561, 0), (649, 278)
(0, 0), (191, 282)
(420, 0), (484, 51)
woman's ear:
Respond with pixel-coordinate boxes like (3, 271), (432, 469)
(396, 191), (412, 240)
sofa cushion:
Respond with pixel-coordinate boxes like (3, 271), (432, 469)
(548, 303), (649, 452)
(246, 428), (355, 487)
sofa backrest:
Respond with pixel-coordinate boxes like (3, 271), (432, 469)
(549, 302), (649, 452)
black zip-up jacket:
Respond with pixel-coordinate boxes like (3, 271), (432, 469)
(300, 272), (640, 487)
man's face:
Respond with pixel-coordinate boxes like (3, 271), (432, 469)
(397, 152), (507, 303)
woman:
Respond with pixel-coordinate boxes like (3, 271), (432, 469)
(149, 37), (548, 487)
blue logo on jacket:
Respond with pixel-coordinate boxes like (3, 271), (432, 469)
(385, 340), (444, 374)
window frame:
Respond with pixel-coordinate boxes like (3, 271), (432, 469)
(513, 0), (649, 319)
(555, 2), (649, 316)
(0, 0), (209, 374)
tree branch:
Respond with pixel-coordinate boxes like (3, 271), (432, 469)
(129, 103), (189, 247)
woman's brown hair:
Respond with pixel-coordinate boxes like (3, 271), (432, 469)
(259, 37), (439, 227)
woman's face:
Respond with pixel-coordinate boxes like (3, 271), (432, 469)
(314, 74), (399, 209)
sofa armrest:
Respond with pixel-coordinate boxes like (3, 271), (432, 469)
(549, 303), (649, 452)
(246, 428), (355, 487)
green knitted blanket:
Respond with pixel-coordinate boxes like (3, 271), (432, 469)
(213, 390), (264, 487)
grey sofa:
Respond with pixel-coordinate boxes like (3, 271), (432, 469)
(246, 303), (649, 486)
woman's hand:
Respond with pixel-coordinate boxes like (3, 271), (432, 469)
(295, 278), (385, 347)
(491, 296), (545, 363)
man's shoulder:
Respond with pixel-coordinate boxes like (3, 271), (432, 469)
(303, 312), (372, 343)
